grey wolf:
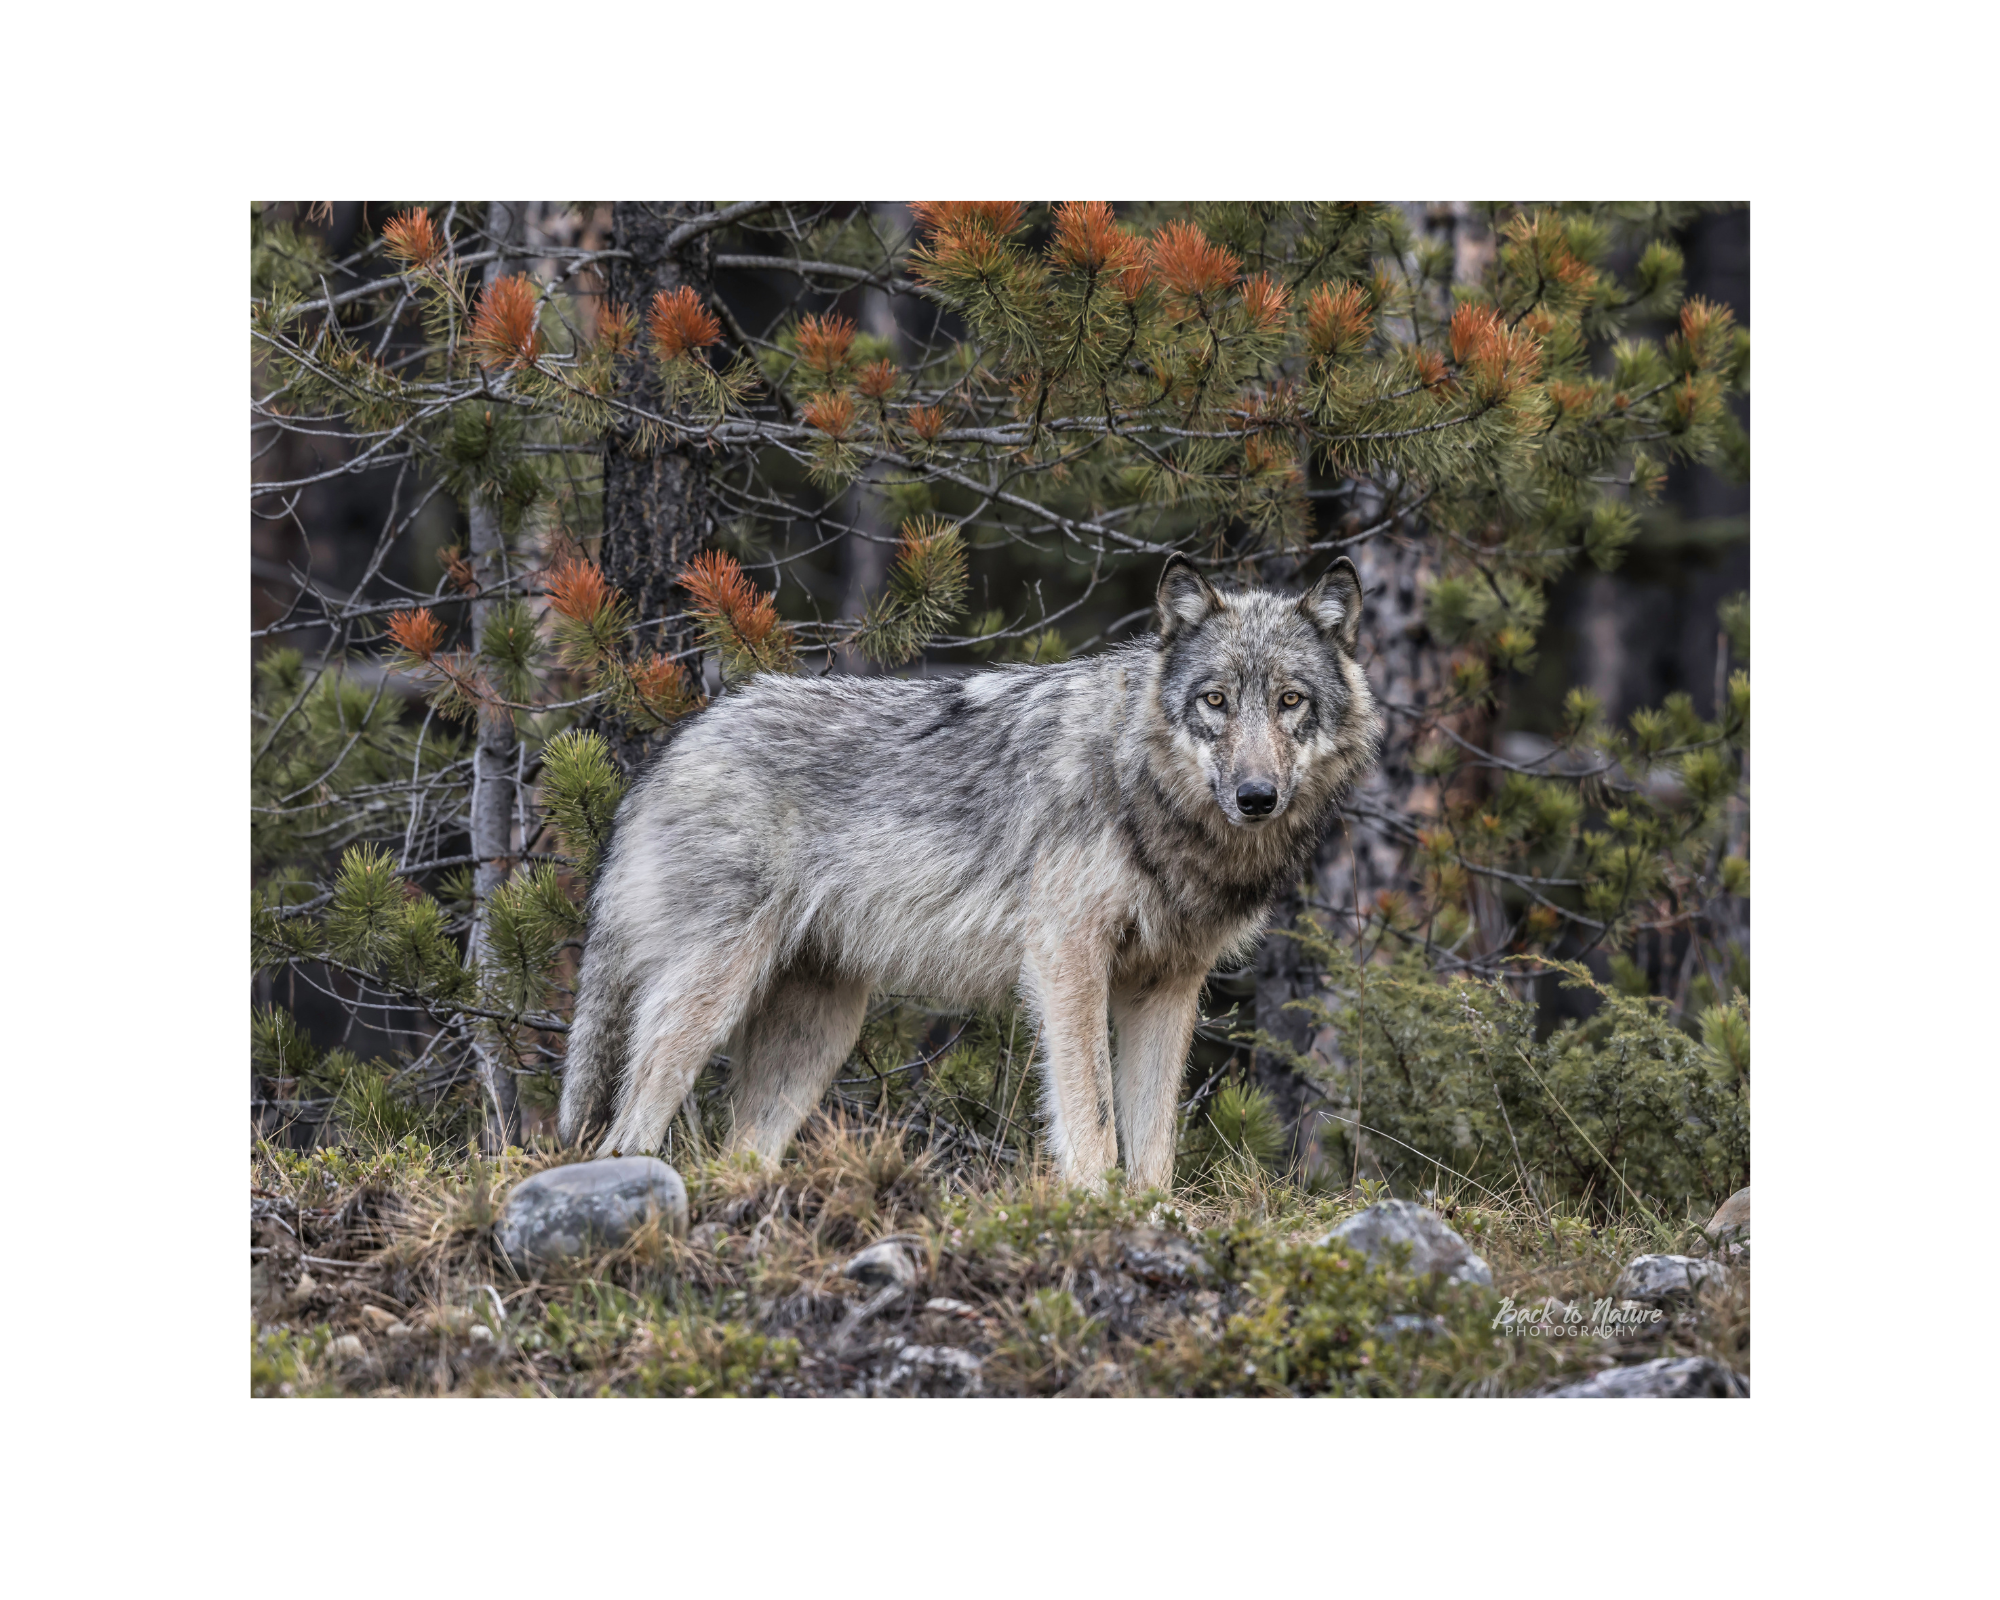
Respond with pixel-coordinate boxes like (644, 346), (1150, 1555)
(558, 555), (1381, 1190)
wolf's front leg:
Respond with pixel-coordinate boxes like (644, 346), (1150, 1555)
(1110, 971), (1206, 1192)
(1024, 932), (1118, 1188)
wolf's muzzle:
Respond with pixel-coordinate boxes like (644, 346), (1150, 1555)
(1235, 779), (1278, 817)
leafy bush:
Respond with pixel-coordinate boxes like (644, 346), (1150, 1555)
(1244, 920), (1748, 1217)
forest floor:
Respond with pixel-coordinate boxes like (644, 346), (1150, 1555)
(250, 1120), (1749, 1398)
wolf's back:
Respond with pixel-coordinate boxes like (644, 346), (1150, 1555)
(558, 659), (1143, 1139)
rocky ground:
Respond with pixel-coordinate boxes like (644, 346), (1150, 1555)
(251, 1126), (1748, 1398)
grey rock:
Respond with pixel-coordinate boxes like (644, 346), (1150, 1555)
(1705, 1186), (1751, 1247)
(883, 1338), (983, 1393)
(1116, 1227), (1209, 1285)
(842, 1237), (921, 1290)
(1319, 1199), (1493, 1287)
(327, 1334), (365, 1363)
(1614, 1254), (1728, 1303)
(1547, 1357), (1748, 1398)
(496, 1157), (688, 1269)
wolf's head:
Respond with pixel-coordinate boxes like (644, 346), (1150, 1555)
(1151, 554), (1381, 830)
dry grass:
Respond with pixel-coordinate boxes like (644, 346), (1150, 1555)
(250, 1116), (1747, 1398)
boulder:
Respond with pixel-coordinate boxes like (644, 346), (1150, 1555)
(496, 1157), (688, 1269)
(1614, 1254), (1728, 1304)
(1705, 1187), (1751, 1247)
(1547, 1358), (1748, 1398)
(1319, 1199), (1493, 1286)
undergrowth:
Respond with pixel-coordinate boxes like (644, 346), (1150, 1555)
(250, 1115), (1747, 1398)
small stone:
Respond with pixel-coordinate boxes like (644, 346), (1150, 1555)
(1116, 1228), (1209, 1285)
(923, 1297), (979, 1318)
(328, 1334), (364, 1362)
(290, 1273), (318, 1302)
(886, 1342), (983, 1392)
(359, 1305), (399, 1334)
(1319, 1199), (1493, 1287)
(1705, 1186), (1751, 1247)
(1547, 1357), (1748, 1398)
(496, 1157), (688, 1269)
(1614, 1254), (1728, 1304)
(385, 1321), (413, 1339)
(468, 1324), (494, 1344)
(842, 1238), (921, 1291)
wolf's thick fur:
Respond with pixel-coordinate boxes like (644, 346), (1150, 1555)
(559, 556), (1381, 1188)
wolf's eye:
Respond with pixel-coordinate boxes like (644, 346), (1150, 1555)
(1281, 691), (1303, 708)
(1204, 692), (1226, 708)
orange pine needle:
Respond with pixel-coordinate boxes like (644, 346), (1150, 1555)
(1448, 302), (1542, 395)
(467, 274), (543, 370)
(1680, 297), (1734, 341)
(382, 208), (444, 271)
(595, 300), (638, 355)
(627, 650), (701, 716)
(386, 607), (445, 662)
(544, 557), (616, 622)
(1240, 273), (1291, 332)
(909, 201), (1026, 239)
(857, 358), (899, 400)
(1547, 379), (1595, 416)
(679, 550), (785, 650)
(1449, 303), (1504, 365)
(648, 286), (722, 361)
(906, 403), (948, 442)
(1049, 200), (1142, 274)
(803, 391), (858, 439)
(795, 312), (857, 374)
(436, 544), (477, 594)
(1304, 282), (1373, 357)
(1148, 220), (1240, 305)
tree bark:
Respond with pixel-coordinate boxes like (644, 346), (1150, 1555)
(600, 202), (720, 767)
(467, 200), (527, 1151)
(836, 203), (913, 675)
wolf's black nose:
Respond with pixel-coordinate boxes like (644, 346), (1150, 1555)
(1236, 780), (1278, 816)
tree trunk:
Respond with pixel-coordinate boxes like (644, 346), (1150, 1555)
(600, 202), (719, 767)
(467, 199), (527, 1152)
(836, 203), (913, 675)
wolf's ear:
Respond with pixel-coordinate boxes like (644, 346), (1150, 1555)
(1299, 557), (1364, 652)
(1156, 554), (1223, 643)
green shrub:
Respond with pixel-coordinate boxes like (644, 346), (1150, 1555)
(1243, 920), (1748, 1217)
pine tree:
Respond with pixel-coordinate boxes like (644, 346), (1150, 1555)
(251, 201), (1748, 1170)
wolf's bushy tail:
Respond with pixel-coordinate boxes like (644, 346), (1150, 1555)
(557, 939), (632, 1147)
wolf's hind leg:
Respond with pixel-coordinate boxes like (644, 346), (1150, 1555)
(603, 928), (782, 1157)
(725, 965), (872, 1166)
(1110, 972), (1205, 1192)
